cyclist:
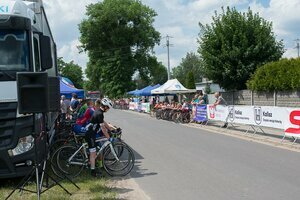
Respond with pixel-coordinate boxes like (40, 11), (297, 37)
(85, 98), (113, 177)
(73, 99), (94, 135)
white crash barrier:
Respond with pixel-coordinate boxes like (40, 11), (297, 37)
(128, 102), (150, 113)
(207, 105), (300, 143)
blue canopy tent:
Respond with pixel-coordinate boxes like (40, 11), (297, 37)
(135, 85), (153, 96)
(137, 84), (161, 96)
(60, 77), (85, 99)
(127, 89), (139, 95)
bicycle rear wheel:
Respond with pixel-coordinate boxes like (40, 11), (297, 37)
(56, 145), (86, 178)
(103, 142), (135, 176)
(50, 147), (64, 179)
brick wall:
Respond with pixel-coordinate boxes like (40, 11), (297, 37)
(208, 90), (300, 108)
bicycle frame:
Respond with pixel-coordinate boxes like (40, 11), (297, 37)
(67, 137), (119, 166)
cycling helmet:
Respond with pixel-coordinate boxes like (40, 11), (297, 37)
(101, 97), (113, 108)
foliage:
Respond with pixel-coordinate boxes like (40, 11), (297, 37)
(247, 58), (300, 91)
(149, 61), (168, 85)
(172, 52), (204, 86)
(57, 57), (64, 74)
(185, 71), (196, 89)
(58, 57), (84, 89)
(84, 79), (99, 91)
(133, 57), (168, 89)
(79, 0), (160, 97)
(198, 7), (284, 90)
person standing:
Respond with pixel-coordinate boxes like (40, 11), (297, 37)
(85, 98), (113, 177)
(60, 95), (70, 122)
(213, 92), (228, 128)
(70, 93), (80, 112)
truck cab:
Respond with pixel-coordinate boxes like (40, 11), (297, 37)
(0, 0), (59, 178)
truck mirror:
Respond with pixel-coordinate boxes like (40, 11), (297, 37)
(40, 35), (53, 70)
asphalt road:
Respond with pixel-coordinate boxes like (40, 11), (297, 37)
(106, 109), (300, 200)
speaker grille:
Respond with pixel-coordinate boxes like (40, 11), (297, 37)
(17, 72), (49, 114)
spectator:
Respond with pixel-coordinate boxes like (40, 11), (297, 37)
(60, 95), (70, 122)
(191, 94), (199, 122)
(73, 99), (95, 134)
(213, 92), (227, 106)
(213, 92), (228, 128)
(198, 95), (205, 105)
(76, 99), (88, 120)
(70, 93), (80, 112)
(198, 90), (208, 104)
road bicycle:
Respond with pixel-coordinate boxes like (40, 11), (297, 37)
(51, 136), (134, 178)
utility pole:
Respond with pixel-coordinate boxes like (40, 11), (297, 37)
(295, 38), (300, 58)
(165, 35), (173, 80)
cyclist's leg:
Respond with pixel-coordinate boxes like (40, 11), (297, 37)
(85, 129), (100, 176)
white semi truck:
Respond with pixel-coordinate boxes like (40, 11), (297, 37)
(0, 0), (59, 178)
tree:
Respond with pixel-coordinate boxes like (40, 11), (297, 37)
(149, 61), (168, 85)
(58, 57), (84, 89)
(185, 71), (196, 89)
(57, 57), (65, 74)
(79, 0), (160, 97)
(198, 7), (284, 90)
(84, 79), (99, 92)
(247, 58), (300, 91)
(133, 60), (168, 89)
(172, 52), (204, 87)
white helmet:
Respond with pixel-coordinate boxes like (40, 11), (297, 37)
(101, 97), (113, 108)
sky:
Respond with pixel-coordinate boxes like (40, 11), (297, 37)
(43, 0), (300, 76)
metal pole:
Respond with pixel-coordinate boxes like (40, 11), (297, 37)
(166, 35), (170, 80)
(295, 39), (300, 57)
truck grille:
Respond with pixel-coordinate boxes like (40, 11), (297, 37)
(0, 102), (17, 120)
(0, 102), (17, 148)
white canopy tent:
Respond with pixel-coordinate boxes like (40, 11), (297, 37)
(151, 79), (196, 94)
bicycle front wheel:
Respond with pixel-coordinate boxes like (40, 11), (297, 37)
(103, 142), (135, 177)
(56, 145), (86, 178)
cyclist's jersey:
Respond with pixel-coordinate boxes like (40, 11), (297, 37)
(77, 104), (88, 119)
(76, 106), (94, 126)
(88, 108), (104, 132)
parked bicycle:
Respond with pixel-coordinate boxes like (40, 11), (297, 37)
(51, 134), (134, 178)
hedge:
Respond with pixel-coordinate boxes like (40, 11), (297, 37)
(247, 58), (300, 91)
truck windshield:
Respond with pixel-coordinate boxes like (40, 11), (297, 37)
(0, 30), (29, 71)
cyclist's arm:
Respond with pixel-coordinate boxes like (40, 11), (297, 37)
(100, 122), (110, 140)
(103, 121), (116, 131)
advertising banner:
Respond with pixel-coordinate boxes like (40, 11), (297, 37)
(194, 105), (207, 122)
(255, 106), (285, 129)
(207, 105), (229, 122)
(284, 108), (300, 137)
(226, 105), (254, 125)
(129, 102), (136, 110)
(226, 106), (285, 129)
(141, 103), (150, 113)
(207, 105), (300, 132)
(137, 103), (142, 112)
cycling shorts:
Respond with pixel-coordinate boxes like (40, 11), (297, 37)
(85, 129), (96, 152)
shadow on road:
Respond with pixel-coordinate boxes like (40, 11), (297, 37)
(124, 148), (157, 180)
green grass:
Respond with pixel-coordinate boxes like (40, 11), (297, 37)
(0, 171), (117, 200)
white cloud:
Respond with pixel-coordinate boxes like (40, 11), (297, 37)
(58, 40), (88, 71)
(44, 0), (97, 73)
(250, 0), (300, 58)
(43, 0), (300, 79)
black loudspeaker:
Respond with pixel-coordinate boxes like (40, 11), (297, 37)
(17, 72), (49, 114)
(48, 77), (60, 112)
